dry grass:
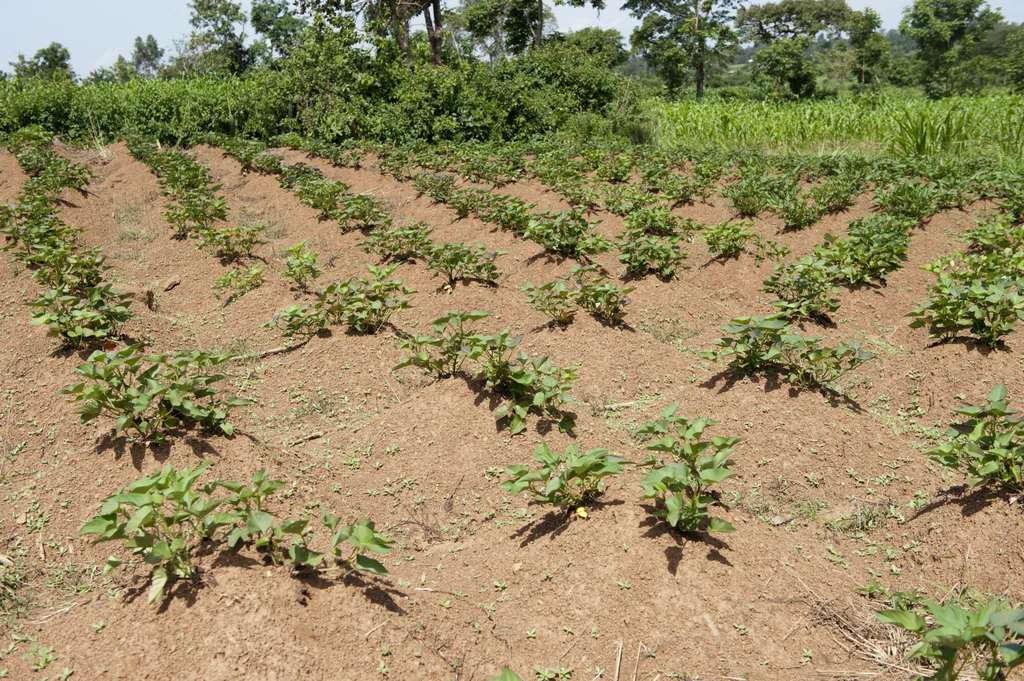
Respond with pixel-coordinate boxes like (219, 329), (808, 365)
(791, 571), (936, 680)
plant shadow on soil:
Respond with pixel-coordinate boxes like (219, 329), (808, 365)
(925, 337), (1012, 356)
(98, 430), (222, 469)
(699, 369), (864, 413)
(908, 484), (1010, 520)
(510, 499), (625, 547)
(138, 552), (409, 614)
(638, 508), (734, 572)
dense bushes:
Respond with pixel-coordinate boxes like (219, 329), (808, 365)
(0, 38), (625, 146)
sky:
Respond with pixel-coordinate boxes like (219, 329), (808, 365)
(1, 0), (1022, 77)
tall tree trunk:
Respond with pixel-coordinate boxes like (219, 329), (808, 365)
(422, 0), (443, 66)
(390, 0), (411, 63)
(535, 0), (543, 49)
(693, 0), (704, 99)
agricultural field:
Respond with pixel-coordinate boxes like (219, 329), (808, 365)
(1, 126), (1023, 681)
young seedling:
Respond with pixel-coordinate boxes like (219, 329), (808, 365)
(501, 443), (628, 514)
(282, 240), (322, 289)
(320, 263), (415, 333)
(61, 345), (251, 444)
(637, 405), (739, 533)
(425, 241), (507, 288)
(80, 462), (224, 603)
(927, 384), (1024, 492)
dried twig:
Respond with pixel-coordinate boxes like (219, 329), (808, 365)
(365, 620), (388, 638)
(258, 337), (313, 359)
(288, 432), (324, 447)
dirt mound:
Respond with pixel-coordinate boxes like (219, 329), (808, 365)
(0, 144), (1021, 680)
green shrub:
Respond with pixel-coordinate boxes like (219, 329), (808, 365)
(594, 155), (633, 184)
(809, 175), (863, 213)
(704, 220), (788, 263)
(80, 462), (225, 604)
(292, 175), (351, 219)
(319, 264), (415, 333)
(61, 345), (251, 444)
(412, 172), (457, 203)
(449, 187), (489, 218)
(359, 220), (434, 261)
(30, 245), (107, 293)
(769, 189), (824, 231)
(815, 216), (910, 285)
(477, 338), (578, 434)
(876, 598), (1024, 681)
(522, 280), (577, 324)
(570, 265), (635, 325)
(622, 205), (699, 237)
(196, 223), (267, 262)
(874, 179), (935, 223)
(478, 194), (536, 234)
(600, 182), (657, 216)
(395, 310), (492, 378)
(703, 314), (873, 388)
(213, 267), (265, 302)
(618, 232), (688, 279)
(722, 171), (795, 217)
(425, 242), (507, 288)
(501, 443), (627, 513)
(266, 303), (328, 337)
(524, 208), (611, 259)
(909, 252), (1024, 346)
(927, 384), (1024, 492)
(336, 194), (391, 232)
(704, 219), (755, 259)
(963, 214), (1024, 253)
(28, 284), (133, 348)
(637, 406), (738, 533)
(282, 239), (322, 289)
(763, 258), (840, 319)
(80, 464), (392, 604)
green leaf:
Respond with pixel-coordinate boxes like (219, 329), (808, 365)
(354, 553), (389, 575)
(989, 384), (1008, 402)
(707, 517), (735, 533)
(876, 609), (926, 632)
(148, 566), (169, 605)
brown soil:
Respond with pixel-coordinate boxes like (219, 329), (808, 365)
(1, 143), (1021, 681)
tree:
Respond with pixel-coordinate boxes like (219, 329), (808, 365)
(751, 35), (818, 96)
(132, 35), (165, 77)
(848, 7), (889, 84)
(735, 0), (852, 42)
(816, 43), (854, 82)
(187, 0), (251, 75)
(626, 0), (741, 98)
(899, 0), (1002, 97)
(86, 56), (139, 84)
(10, 42), (75, 81)
(536, 0), (604, 50)
(551, 27), (628, 66)
(252, 0), (307, 59)
(1008, 30), (1024, 93)
(735, 0), (854, 98)
(450, 0), (560, 59)
(295, 0), (445, 66)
